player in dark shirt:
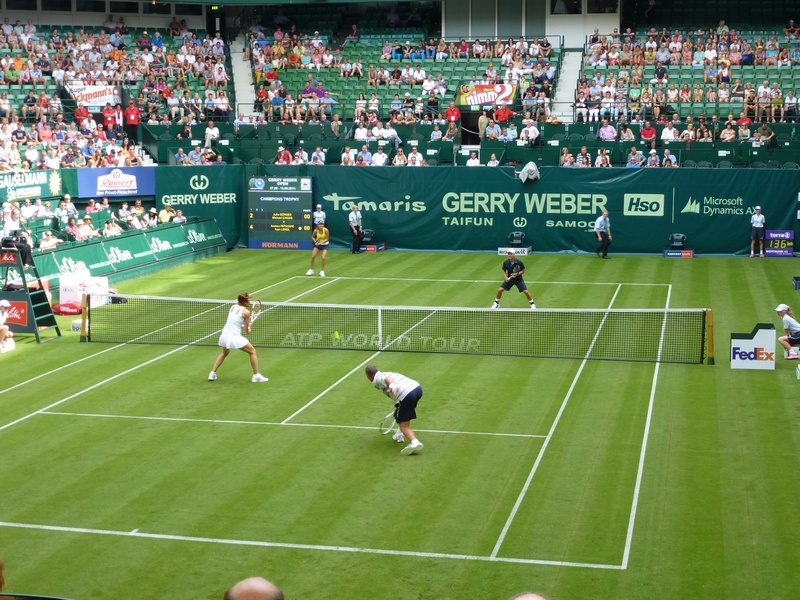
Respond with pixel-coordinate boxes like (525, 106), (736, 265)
(491, 250), (536, 309)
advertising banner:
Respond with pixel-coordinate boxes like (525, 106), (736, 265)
(457, 83), (518, 107)
(77, 167), (156, 197)
(247, 175), (314, 250)
(182, 219), (227, 251)
(50, 242), (112, 277)
(0, 170), (62, 202)
(144, 225), (193, 260)
(730, 324), (776, 370)
(102, 234), (155, 270)
(765, 230), (794, 257)
(66, 83), (123, 109)
(312, 166), (800, 255)
(156, 165), (243, 249)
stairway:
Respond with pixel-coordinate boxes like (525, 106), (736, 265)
(229, 34), (257, 118)
(553, 51), (584, 124)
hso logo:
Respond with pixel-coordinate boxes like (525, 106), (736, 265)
(189, 175), (209, 190)
(623, 194), (664, 216)
(682, 199), (700, 214)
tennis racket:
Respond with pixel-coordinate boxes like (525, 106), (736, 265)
(509, 263), (521, 278)
(249, 299), (264, 323)
(380, 411), (397, 435)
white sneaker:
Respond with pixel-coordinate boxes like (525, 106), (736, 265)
(251, 373), (269, 382)
(208, 371), (217, 381)
(392, 431), (406, 443)
(306, 269), (314, 275)
(530, 303), (537, 310)
(788, 353), (799, 361)
(491, 303), (499, 309)
(400, 440), (423, 455)
(320, 270), (325, 277)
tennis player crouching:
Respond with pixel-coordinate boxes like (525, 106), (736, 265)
(209, 292), (269, 383)
(365, 365), (424, 455)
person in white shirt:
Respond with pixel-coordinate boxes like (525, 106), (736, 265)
(311, 147), (326, 165)
(465, 151), (481, 166)
(381, 122), (401, 148)
(371, 146), (388, 166)
(353, 124), (369, 141)
(750, 205), (766, 258)
(660, 122), (677, 141)
(521, 120), (540, 143)
(19, 198), (37, 220)
(365, 364), (424, 455)
(486, 153), (500, 166)
(208, 292), (269, 383)
(204, 120), (220, 148)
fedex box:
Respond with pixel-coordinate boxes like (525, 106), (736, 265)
(730, 324), (776, 370)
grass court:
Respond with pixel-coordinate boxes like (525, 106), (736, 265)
(1, 249), (799, 599)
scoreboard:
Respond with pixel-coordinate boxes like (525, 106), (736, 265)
(764, 230), (794, 257)
(247, 176), (314, 249)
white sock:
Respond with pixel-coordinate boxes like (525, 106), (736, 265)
(493, 299), (499, 304)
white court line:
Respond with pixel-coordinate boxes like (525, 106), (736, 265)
(0, 278), (333, 434)
(621, 284), (671, 569)
(331, 276), (668, 286)
(0, 521), (623, 570)
(41, 411), (544, 439)
(490, 284), (623, 560)
(0, 276), (302, 398)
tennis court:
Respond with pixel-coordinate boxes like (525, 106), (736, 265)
(1, 250), (799, 599)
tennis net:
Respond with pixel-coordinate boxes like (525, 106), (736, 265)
(84, 294), (709, 364)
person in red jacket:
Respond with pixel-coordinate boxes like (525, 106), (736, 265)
(101, 102), (116, 129)
(444, 101), (461, 123)
(493, 101), (515, 123)
(123, 99), (140, 142)
(73, 104), (89, 124)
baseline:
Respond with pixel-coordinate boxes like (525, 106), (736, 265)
(0, 520), (623, 570)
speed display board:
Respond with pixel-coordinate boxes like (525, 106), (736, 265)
(247, 176), (313, 249)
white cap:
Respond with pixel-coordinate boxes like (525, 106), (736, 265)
(316, 204), (322, 209)
(507, 249), (515, 255)
(755, 205), (761, 210)
(649, 149), (657, 154)
(0, 299), (10, 307)
(776, 304), (790, 312)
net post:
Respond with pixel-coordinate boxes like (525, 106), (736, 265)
(79, 293), (89, 343)
(706, 309), (715, 365)
(378, 307), (383, 350)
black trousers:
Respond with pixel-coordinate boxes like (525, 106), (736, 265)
(351, 227), (363, 253)
(595, 232), (610, 257)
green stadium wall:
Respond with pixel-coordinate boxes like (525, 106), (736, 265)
(56, 164), (798, 256)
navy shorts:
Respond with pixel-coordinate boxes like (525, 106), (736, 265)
(395, 386), (422, 423)
(788, 332), (800, 345)
(751, 228), (765, 241)
(501, 278), (528, 292)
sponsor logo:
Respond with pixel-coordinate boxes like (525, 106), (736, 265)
(186, 229), (207, 244)
(545, 220), (595, 230)
(513, 217), (527, 227)
(97, 169), (137, 193)
(4, 302), (27, 327)
(161, 193), (236, 205)
(189, 174), (209, 190)
(731, 347), (774, 361)
(458, 83), (517, 107)
(1, 251), (17, 264)
(623, 194), (665, 216)
(663, 250), (694, 258)
(57, 256), (89, 274)
(300, 178), (312, 191)
(682, 196), (745, 216)
(106, 246), (133, 263)
(49, 170), (62, 196)
(681, 199), (700, 214)
(150, 237), (173, 252)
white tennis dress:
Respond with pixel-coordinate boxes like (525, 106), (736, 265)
(218, 304), (249, 349)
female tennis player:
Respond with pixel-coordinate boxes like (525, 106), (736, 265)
(775, 303), (800, 360)
(365, 364), (424, 455)
(208, 292), (269, 383)
(306, 221), (330, 277)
